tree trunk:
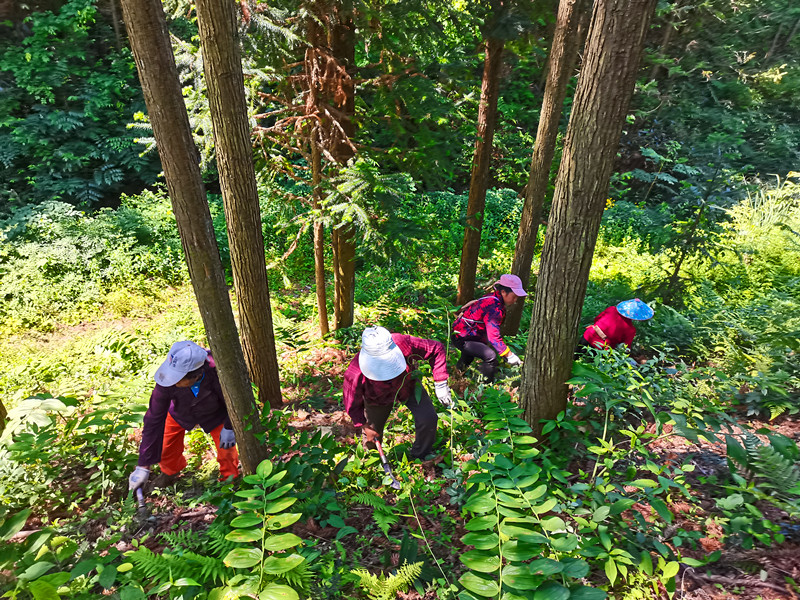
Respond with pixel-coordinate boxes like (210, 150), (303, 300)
(332, 225), (356, 329)
(456, 34), (506, 305)
(329, 0), (357, 329)
(519, 0), (656, 436)
(195, 0), (283, 410)
(0, 398), (7, 436)
(504, 0), (591, 336)
(311, 126), (330, 336)
(119, 0), (268, 474)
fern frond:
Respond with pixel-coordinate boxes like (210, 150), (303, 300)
(182, 551), (234, 585)
(754, 445), (800, 494)
(352, 561), (423, 600)
(275, 560), (312, 591)
(353, 491), (388, 511)
(159, 528), (202, 553)
(128, 547), (190, 583)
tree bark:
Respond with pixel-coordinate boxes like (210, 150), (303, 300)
(504, 0), (591, 336)
(311, 126), (330, 336)
(456, 33), (506, 305)
(119, 0), (268, 473)
(329, 0), (357, 329)
(195, 0), (283, 410)
(519, 0), (656, 436)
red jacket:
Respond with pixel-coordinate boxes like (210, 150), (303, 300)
(583, 306), (636, 349)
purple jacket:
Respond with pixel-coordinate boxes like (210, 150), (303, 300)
(453, 290), (509, 356)
(137, 355), (231, 467)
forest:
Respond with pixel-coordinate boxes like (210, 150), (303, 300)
(1, 0), (799, 599)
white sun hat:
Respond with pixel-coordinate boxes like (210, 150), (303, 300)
(358, 327), (407, 382)
(154, 341), (208, 387)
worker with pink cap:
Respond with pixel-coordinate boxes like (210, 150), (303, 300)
(452, 274), (526, 383)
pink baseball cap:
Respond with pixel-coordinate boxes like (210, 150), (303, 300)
(495, 274), (527, 296)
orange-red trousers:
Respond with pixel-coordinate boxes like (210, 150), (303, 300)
(160, 413), (239, 479)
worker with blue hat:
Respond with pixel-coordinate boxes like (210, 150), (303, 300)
(579, 298), (654, 351)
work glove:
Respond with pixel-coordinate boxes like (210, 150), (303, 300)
(128, 466), (150, 492)
(220, 427), (236, 449)
(434, 380), (453, 408)
(506, 352), (522, 367)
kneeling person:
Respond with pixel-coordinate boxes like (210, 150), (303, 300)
(343, 327), (451, 460)
(128, 341), (240, 493)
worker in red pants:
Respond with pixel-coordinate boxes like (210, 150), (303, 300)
(128, 341), (239, 493)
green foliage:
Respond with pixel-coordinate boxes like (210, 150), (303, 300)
(352, 561), (423, 600)
(0, 0), (159, 206)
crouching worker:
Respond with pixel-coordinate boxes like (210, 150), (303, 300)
(343, 327), (452, 460)
(452, 274), (526, 383)
(577, 298), (654, 354)
(128, 341), (240, 494)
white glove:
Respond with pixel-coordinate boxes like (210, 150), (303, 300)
(506, 352), (522, 366)
(220, 427), (236, 449)
(434, 381), (452, 408)
(128, 466), (150, 492)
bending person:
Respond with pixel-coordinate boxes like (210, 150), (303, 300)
(452, 274), (526, 383)
(343, 326), (451, 460)
(128, 341), (239, 494)
(578, 298), (654, 352)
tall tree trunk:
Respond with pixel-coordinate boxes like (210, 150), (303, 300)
(195, 0), (283, 410)
(519, 0), (656, 436)
(332, 225), (356, 328)
(329, 0), (357, 329)
(119, 0), (268, 473)
(503, 0), (591, 336)
(311, 126), (330, 336)
(456, 34), (506, 305)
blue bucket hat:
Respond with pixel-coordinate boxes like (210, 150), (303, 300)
(616, 299), (654, 321)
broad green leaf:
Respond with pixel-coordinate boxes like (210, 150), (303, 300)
(259, 583), (300, 600)
(174, 578), (202, 586)
(461, 532), (499, 550)
(569, 585), (607, 600)
(604, 559), (617, 586)
(592, 506), (611, 522)
(226, 529), (263, 542)
(261, 553), (304, 574)
(550, 535), (579, 553)
(609, 499), (635, 515)
(265, 513), (303, 530)
(231, 514), (264, 528)
(459, 550), (501, 573)
(465, 515), (498, 531)
(256, 460), (274, 478)
(265, 483), (294, 501)
(464, 494), (496, 514)
(262, 471), (289, 488)
(533, 582), (570, 600)
(0, 509), (32, 540)
(234, 489), (263, 499)
(458, 572), (499, 597)
(264, 497), (297, 514)
(650, 499), (673, 523)
(532, 498), (557, 514)
(539, 517), (566, 532)
(29, 580), (58, 600)
(639, 551), (654, 575)
(262, 533), (303, 551)
(529, 558), (563, 575)
(661, 561), (680, 579)
(119, 586), (146, 600)
(98, 565), (117, 589)
(502, 565), (540, 591)
(524, 485), (548, 501)
(628, 479), (658, 489)
(233, 500), (264, 511)
(501, 540), (541, 561)
(561, 558), (590, 579)
(224, 547), (263, 568)
(20, 562), (56, 582)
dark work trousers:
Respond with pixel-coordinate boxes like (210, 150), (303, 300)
(452, 334), (499, 383)
(363, 383), (438, 459)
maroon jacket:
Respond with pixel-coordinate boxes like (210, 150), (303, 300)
(137, 355), (231, 467)
(343, 334), (449, 428)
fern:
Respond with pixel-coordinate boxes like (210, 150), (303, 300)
(159, 528), (202, 554)
(128, 547), (192, 582)
(351, 561), (423, 600)
(353, 491), (388, 511)
(754, 444), (800, 495)
(182, 551), (234, 585)
(275, 559), (312, 591)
